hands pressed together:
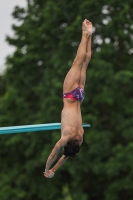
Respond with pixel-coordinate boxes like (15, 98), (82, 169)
(43, 170), (55, 178)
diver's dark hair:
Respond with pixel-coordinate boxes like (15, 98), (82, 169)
(63, 140), (80, 158)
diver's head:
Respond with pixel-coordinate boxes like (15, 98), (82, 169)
(63, 140), (80, 158)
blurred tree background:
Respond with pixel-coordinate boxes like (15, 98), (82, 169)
(0, 0), (133, 199)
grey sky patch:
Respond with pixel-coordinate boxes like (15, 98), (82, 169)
(0, 0), (26, 73)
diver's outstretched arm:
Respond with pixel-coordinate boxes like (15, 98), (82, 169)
(51, 155), (69, 173)
(44, 155), (69, 178)
(44, 137), (68, 174)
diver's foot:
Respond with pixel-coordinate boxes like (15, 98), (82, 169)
(82, 19), (92, 36)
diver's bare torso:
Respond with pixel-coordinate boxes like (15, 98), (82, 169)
(61, 98), (84, 144)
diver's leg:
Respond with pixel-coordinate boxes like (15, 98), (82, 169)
(79, 21), (92, 88)
(63, 19), (91, 93)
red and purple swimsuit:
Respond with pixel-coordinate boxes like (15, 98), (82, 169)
(63, 87), (84, 103)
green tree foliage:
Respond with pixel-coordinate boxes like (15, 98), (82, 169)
(0, 0), (133, 199)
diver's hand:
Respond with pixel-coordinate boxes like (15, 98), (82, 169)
(43, 170), (55, 178)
